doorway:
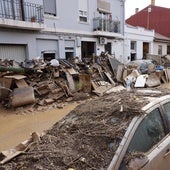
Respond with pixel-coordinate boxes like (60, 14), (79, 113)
(105, 42), (111, 54)
(167, 45), (170, 54)
(143, 42), (149, 59)
(81, 41), (95, 59)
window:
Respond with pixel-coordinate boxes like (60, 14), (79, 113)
(79, 0), (88, 22)
(43, 0), (56, 16)
(128, 108), (165, 153)
(158, 45), (162, 55)
(163, 102), (170, 128)
(131, 41), (136, 50)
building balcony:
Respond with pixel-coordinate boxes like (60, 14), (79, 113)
(0, 0), (44, 30)
(93, 17), (123, 38)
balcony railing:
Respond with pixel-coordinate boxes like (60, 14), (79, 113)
(0, 0), (43, 23)
(93, 17), (120, 33)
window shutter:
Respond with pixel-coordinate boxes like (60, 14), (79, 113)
(97, 0), (110, 13)
(79, 0), (88, 12)
(44, 0), (56, 15)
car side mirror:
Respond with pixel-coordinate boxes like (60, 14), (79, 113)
(127, 156), (149, 170)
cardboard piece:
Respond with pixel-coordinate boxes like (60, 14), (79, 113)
(145, 73), (161, 87)
(0, 132), (40, 164)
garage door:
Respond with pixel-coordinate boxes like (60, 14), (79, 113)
(0, 45), (26, 62)
(37, 39), (58, 58)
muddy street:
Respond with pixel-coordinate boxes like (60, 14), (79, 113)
(0, 103), (78, 151)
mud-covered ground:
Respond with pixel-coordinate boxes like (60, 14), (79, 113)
(1, 87), (170, 170)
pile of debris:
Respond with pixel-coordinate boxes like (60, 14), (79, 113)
(0, 54), (118, 109)
(1, 88), (170, 169)
(0, 92), (152, 169)
(0, 53), (170, 109)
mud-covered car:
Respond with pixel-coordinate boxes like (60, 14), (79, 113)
(2, 90), (170, 170)
(109, 94), (170, 170)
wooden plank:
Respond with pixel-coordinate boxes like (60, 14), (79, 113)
(0, 132), (39, 164)
(79, 74), (91, 93)
(0, 78), (12, 89)
(53, 71), (59, 78)
(93, 85), (112, 96)
(104, 72), (115, 85)
(15, 79), (28, 88)
(116, 65), (123, 82)
(66, 72), (75, 92)
(67, 68), (78, 75)
(164, 69), (169, 82)
(108, 55), (122, 75)
(4, 75), (26, 80)
(166, 68), (170, 82)
(91, 81), (98, 90)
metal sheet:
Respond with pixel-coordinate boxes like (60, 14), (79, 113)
(12, 87), (35, 107)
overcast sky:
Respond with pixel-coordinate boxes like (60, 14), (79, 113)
(125, 0), (170, 19)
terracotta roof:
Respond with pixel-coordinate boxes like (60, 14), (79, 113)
(126, 5), (170, 38)
(154, 32), (170, 42)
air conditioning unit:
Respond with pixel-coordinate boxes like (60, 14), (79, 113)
(99, 37), (107, 45)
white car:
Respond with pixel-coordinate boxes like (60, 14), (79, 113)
(109, 94), (170, 170)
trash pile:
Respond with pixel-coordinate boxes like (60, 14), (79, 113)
(0, 53), (117, 109)
(0, 53), (170, 109)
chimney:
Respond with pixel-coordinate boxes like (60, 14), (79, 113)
(151, 0), (155, 6)
(135, 8), (139, 14)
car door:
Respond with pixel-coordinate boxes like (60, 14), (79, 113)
(119, 107), (170, 170)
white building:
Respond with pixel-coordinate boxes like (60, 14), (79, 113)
(124, 24), (155, 63)
(153, 33), (170, 56)
(0, 0), (125, 63)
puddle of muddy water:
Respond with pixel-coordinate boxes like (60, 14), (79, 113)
(0, 103), (78, 151)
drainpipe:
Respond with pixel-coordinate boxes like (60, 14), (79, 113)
(21, 0), (25, 21)
(122, 0), (126, 63)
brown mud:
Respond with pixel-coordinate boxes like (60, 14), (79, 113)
(0, 103), (78, 151)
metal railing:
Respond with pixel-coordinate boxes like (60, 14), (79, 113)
(0, 0), (44, 23)
(93, 17), (121, 33)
